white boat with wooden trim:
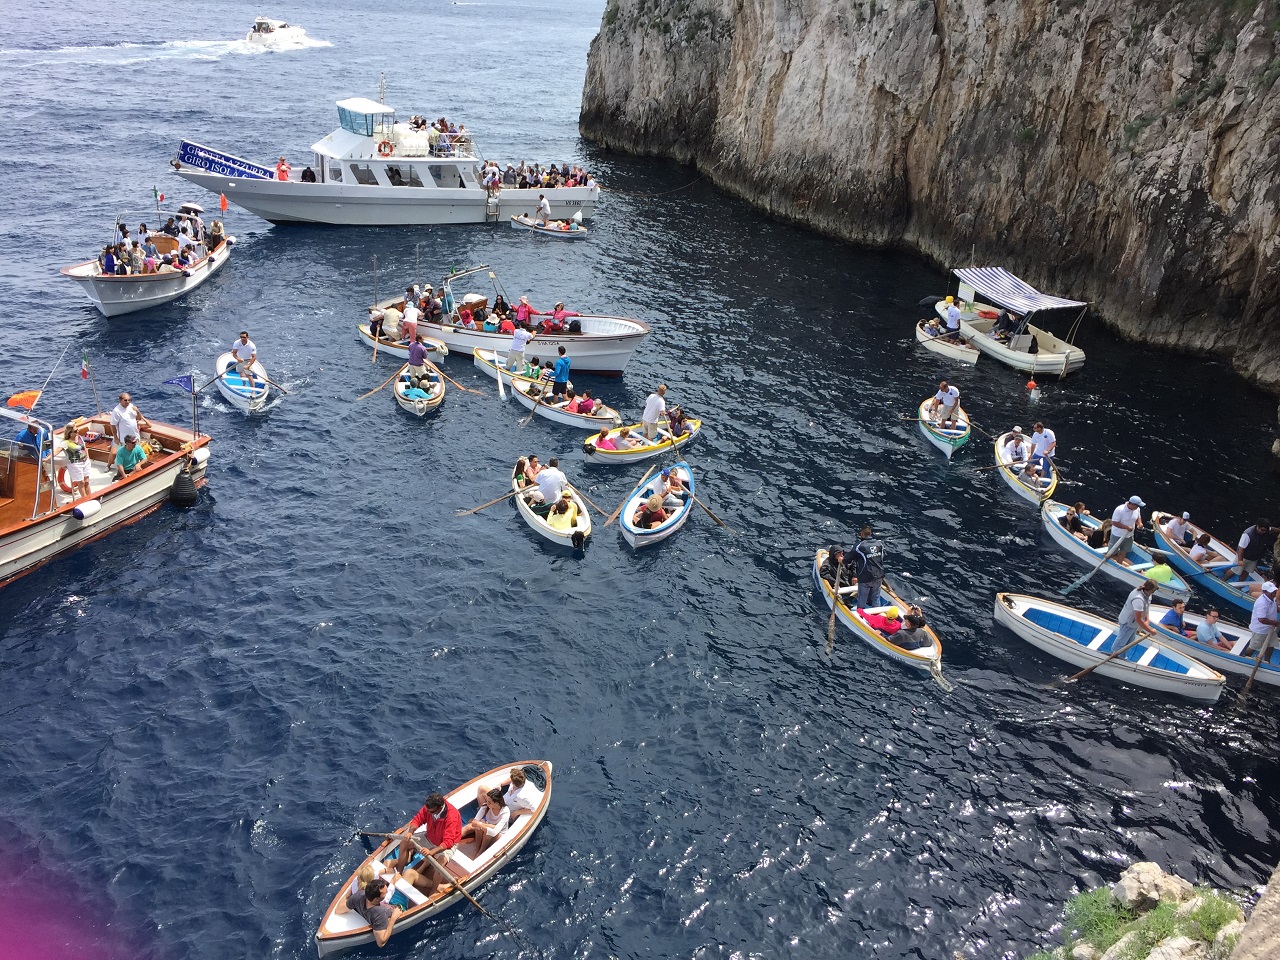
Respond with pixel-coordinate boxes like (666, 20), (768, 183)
(471, 348), (566, 392)
(214, 352), (270, 413)
(1150, 510), (1260, 614)
(509, 380), (620, 430)
(1, 407), (210, 589)
(60, 205), (234, 317)
(1149, 604), (1280, 687)
(582, 420), (702, 465)
(174, 96), (599, 226)
(620, 463), (695, 549)
(994, 593), (1224, 701)
(1041, 500), (1192, 602)
(812, 549), (943, 670)
(916, 398), (971, 460)
(511, 463), (590, 549)
(937, 267), (1087, 374)
(510, 213), (588, 238)
(993, 431), (1057, 504)
(392, 364), (444, 417)
(355, 323), (449, 364)
(315, 761), (552, 957)
(914, 319), (978, 364)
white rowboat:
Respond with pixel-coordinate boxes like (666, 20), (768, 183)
(391, 364), (444, 417)
(1149, 605), (1280, 687)
(993, 593), (1224, 701)
(510, 214), (588, 237)
(619, 463), (695, 549)
(582, 420), (702, 465)
(509, 380), (620, 430)
(993, 431), (1057, 504)
(1150, 510), (1261, 614)
(914, 320), (979, 364)
(214, 352), (270, 412)
(512, 463), (591, 549)
(356, 323), (449, 364)
(472, 348), (565, 392)
(916, 398), (971, 460)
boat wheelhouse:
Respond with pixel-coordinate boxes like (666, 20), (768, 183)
(173, 97), (599, 227)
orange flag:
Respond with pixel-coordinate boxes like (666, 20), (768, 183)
(220, 193), (229, 213)
(6, 390), (41, 410)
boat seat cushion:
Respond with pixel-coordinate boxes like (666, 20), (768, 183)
(1023, 607), (1099, 645)
(394, 877), (428, 905)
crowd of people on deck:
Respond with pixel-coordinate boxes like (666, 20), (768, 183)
(406, 116), (473, 156)
(96, 214), (226, 277)
(481, 161), (596, 196)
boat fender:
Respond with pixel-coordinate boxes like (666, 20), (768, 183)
(226, 236), (237, 246)
(571, 530), (586, 550)
(190, 446), (211, 467)
(73, 499), (102, 521)
(583, 443), (596, 454)
(170, 467), (199, 508)
(377, 140), (395, 157)
(57, 467), (74, 493)
(182, 269), (193, 278)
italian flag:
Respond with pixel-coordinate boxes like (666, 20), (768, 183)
(153, 185), (164, 203)
(81, 350), (89, 380)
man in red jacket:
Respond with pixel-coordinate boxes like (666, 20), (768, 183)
(391, 792), (462, 895)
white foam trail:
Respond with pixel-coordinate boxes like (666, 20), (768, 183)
(0, 34), (331, 62)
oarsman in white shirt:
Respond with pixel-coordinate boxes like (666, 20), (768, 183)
(1110, 496), (1145, 557)
(1245, 582), (1279, 656)
(642, 384), (668, 439)
(1163, 511), (1194, 549)
(506, 325), (536, 372)
(534, 457), (567, 508)
(400, 300), (420, 344)
(943, 297), (963, 338)
(927, 380), (960, 427)
(536, 193), (551, 224)
(1030, 422), (1057, 474)
(231, 331), (258, 380)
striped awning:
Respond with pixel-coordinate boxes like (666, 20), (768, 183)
(952, 267), (1086, 313)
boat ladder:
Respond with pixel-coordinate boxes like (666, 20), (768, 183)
(485, 195), (501, 222)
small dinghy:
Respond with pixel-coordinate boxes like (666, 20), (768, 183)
(1151, 510), (1261, 614)
(356, 323), (449, 364)
(512, 462), (591, 549)
(1041, 500), (1192, 602)
(993, 593), (1224, 701)
(510, 380), (621, 430)
(510, 213), (588, 238)
(392, 363), (444, 417)
(1150, 604), (1280, 687)
(582, 420), (702, 465)
(916, 398), (971, 460)
(315, 761), (553, 957)
(993, 431), (1057, 504)
(914, 319), (979, 364)
(215, 351), (270, 412)
(620, 463), (695, 549)
(811, 549), (943, 671)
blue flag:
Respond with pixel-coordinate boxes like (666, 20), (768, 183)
(163, 374), (195, 394)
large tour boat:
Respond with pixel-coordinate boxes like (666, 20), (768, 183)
(0, 405), (211, 588)
(172, 96), (599, 226)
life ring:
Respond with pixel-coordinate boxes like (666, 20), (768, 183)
(57, 467), (74, 493)
(377, 140), (395, 157)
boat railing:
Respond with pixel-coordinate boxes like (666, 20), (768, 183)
(386, 126), (480, 161)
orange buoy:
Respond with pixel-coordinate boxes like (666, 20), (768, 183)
(1026, 379), (1038, 391)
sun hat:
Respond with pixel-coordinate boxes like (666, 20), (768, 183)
(1262, 582), (1277, 594)
(646, 494), (664, 510)
(1012, 426), (1022, 434)
(1182, 512), (1191, 519)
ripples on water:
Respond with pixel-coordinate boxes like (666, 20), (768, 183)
(1, 2), (1278, 959)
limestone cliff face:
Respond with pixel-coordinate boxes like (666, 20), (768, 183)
(581, 0), (1280, 396)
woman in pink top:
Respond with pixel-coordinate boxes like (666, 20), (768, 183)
(592, 428), (616, 451)
(514, 296), (543, 324)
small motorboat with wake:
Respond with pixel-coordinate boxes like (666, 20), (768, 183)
(1150, 510), (1263, 614)
(510, 213), (588, 238)
(915, 398), (970, 460)
(914, 319), (979, 365)
(993, 593), (1224, 701)
(392, 364), (444, 417)
(214, 352), (270, 413)
(511, 461), (591, 549)
(245, 16), (308, 45)
(1149, 604), (1280, 688)
(619, 463), (695, 549)
(993, 431), (1057, 504)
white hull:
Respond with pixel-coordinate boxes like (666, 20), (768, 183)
(61, 246), (231, 317)
(581, 421), (702, 465)
(937, 301), (1086, 374)
(215, 353), (269, 412)
(1151, 510), (1260, 613)
(409, 315), (646, 376)
(994, 432), (1057, 504)
(392, 364), (444, 417)
(356, 324), (449, 364)
(176, 168), (597, 226)
(1150, 606), (1280, 686)
(512, 468), (591, 548)
(510, 214), (588, 237)
(509, 381), (620, 430)
(914, 320), (978, 364)
(620, 464), (694, 549)
(916, 399), (970, 460)
(472, 349), (543, 390)
(993, 593), (1223, 701)
(1041, 500), (1191, 602)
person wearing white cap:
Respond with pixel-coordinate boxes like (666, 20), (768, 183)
(1109, 496), (1146, 559)
(1162, 511), (1194, 548)
(1002, 426), (1030, 470)
(1245, 581), (1279, 657)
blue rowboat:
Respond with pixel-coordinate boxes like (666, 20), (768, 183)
(1150, 510), (1261, 614)
(1149, 604), (1280, 687)
(993, 593), (1224, 701)
(1041, 500), (1192, 602)
(915, 398), (971, 460)
(214, 351), (269, 413)
(619, 462), (695, 549)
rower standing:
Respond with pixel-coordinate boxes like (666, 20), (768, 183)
(927, 380), (960, 427)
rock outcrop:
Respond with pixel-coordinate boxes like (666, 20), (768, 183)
(580, 0), (1280, 410)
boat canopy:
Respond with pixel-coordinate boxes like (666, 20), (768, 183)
(952, 267), (1086, 314)
(335, 98), (395, 138)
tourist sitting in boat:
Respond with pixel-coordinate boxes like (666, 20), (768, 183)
(391, 792), (462, 897)
(1195, 609), (1233, 650)
(1162, 511), (1195, 547)
(113, 435), (148, 480)
(922, 317), (945, 338)
(859, 605), (902, 638)
(895, 612), (932, 650)
(367, 307), (385, 341)
(1189, 534), (1225, 564)
(548, 495), (580, 532)
(560, 389), (582, 413)
(1087, 519), (1114, 551)
(667, 407), (691, 437)
(459, 788), (509, 857)
(610, 427), (638, 450)
(1022, 459), (1043, 487)
(633, 494), (669, 529)
(334, 877), (402, 948)
(457, 308), (477, 330)
(1148, 552), (1176, 584)
(382, 305), (402, 339)
(577, 390), (596, 415)
(660, 467), (687, 506)
(1158, 599), (1195, 638)
(1063, 503), (1089, 540)
(819, 546), (855, 589)
(491, 295), (511, 319)
(524, 455), (543, 483)
(300, 165), (317, 183)
(1002, 427), (1030, 469)
(422, 290), (442, 322)
(487, 767), (542, 818)
(591, 427), (616, 451)
(993, 309), (1018, 339)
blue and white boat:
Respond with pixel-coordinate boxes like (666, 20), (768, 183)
(993, 593), (1224, 701)
(1150, 510), (1261, 614)
(1149, 604), (1280, 688)
(214, 351), (269, 413)
(619, 463), (695, 549)
(1041, 500), (1192, 602)
(995, 431), (1058, 504)
(916, 397), (971, 460)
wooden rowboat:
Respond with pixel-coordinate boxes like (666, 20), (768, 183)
(1150, 510), (1260, 614)
(314, 761), (553, 956)
(582, 420), (702, 465)
(392, 364), (445, 417)
(914, 320), (979, 364)
(811, 549), (943, 671)
(915, 398), (971, 460)
(619, 463), (695, 549)
(512, 462), (591, 549)
(993, 431), (1057, 504)
(509, 380), (620, 430)
(214, 351), (270, 413)
(510, 213), (588, 237)
(356, 323), (449, 364)
(1041, 500), (1192, 602)
(1149, 604), (1280, 687)
(471, 348), (563, 393)
(993, 592), (1224, 701)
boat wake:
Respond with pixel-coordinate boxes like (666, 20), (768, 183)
(0, 35), (331, 64)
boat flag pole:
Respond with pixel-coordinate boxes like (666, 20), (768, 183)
(82, 349), (103, 414)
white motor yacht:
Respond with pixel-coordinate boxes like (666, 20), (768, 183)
(245, 17), (308, 45)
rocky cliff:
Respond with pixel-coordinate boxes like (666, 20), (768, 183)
(580, 0), (1280, 414)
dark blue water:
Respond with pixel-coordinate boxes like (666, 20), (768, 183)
(2, 3), (1280, 959)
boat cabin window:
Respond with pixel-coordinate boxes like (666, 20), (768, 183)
(327, 162), (343, 183)
(386, 165), (424, 187)
(348, 163), (379, 186)
(337, 106), (392, 138)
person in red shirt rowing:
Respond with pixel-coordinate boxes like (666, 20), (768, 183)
(390, 792), (462, 896)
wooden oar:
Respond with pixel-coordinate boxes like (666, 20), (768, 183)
(605, 465), (658, 527)
(826, 557), (844, 653)
(518, 384), (551, 427)
(1241, 636), (1274, 701)
(576, 487), (609, 517)
(430, 361), (484, 396)
(1060, 535), (1130, 595)
(358, 368), (402, 400)
(964, 418), (998, 441)
(260, 373), (291, 395)
(1052, 629), (1157, 687)
(370, 255), (380, 363)
(690, 492), (733, 532)
(494, 354), (507, 401)
(455, 483), (538, 516)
